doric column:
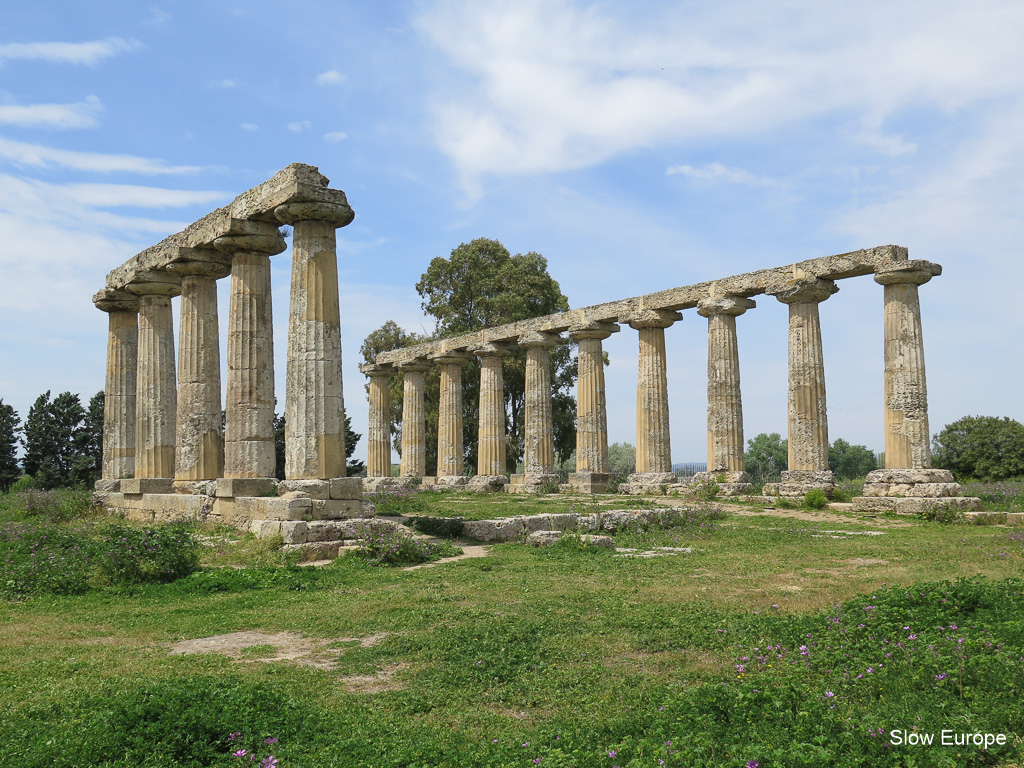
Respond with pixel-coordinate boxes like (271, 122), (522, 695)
(361, 363), (393, 479)
(469, 342), (512, 490)
(274, 200), (355, 482)
(874, 261), (942, 469)
(568, 322), (619, 493)
(696, 294), (755, 493)
(767, 279), (838, 497)
(398, 359), (430, 478)
(93, 289), (139, 490)
(215, 222), (286, 482)
(125, 270), (181, 490)
(520, 331), (561, 488)
(431, 351), (473, 486)
(167, 254), (232, 488)
(627, 309), (681, 488)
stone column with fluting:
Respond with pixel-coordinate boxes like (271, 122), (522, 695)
(167, 254), (232, 492)
(93, 289), (139, 491)
(431, 351), (473, 487)
(125, 270), (181, 493)
(625, 309), (681, 492)
(469, 342), (512, 492)
(398, 359), (430, 479)
(274, 201), (355, 491)
(854, 259), (974, 511)
(569, 322), (619, 493)
(519, 331), (561, 491)
(214, 222), (286, 491)
(766, 279), (838, 497)
(695, 295), (755, 495)
(361, 363), (394, 484)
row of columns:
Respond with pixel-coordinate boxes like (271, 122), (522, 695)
(96, 202), (354, 490)
(364, 262), (938, 492)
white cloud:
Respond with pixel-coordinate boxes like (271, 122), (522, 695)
(0, 135), (202, 174)
(287, 120), (311, 133)
(323, 131), (348, 143)
(0, 37), (140, 66)
(0, 95), (102, 129)
(315, 70), (345, 86)
(241, 123), (259, 131)
(666, 162), (774, 187)
(207, 78), (236, 89)
(58, 183), (228, 208)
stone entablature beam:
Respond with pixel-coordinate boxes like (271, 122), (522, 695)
(373, 245), (908, 366)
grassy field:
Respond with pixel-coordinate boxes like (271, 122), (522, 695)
(2, 487), (1024, 767)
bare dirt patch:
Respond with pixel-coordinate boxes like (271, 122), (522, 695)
(165, 630), (387, 670)
(338, 661), (408, 693)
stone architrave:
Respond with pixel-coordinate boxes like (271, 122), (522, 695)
(125, 270), (181, 491)
(361, 363), (393, 479)
(430, 351), (473, 487)
(398, 359), (431, 478)
(215, 222), (286, 484)
(469, 342), (512, 491)
(766, 279), (838, 497)
(568, 322), (619, 493)
(873, 261), (941, 470)
(625, 309), (681, 490)
(167, 254), (232, 489)
(519, 331), (561, 490)
(274, 200), (355, 483)
(93, 289), (139, 490)
(695, 294), (755, 495)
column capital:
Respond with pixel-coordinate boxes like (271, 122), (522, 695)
(768, 279), (838, 305)
(93, 288), (140, 313)
(697, 295), (755, 318)
(397, 358), (431, 373)
(274, 201), (354, 228)
(124, 270), (181, 297)
(214, 220), (287, 257)
(360, 362), (395, 377)
(518, 330), (561, 349)
(473, 342), (513, 359)
(165, 248), (233, 279)
(627, 309), (682, 330)
(874, 260), (941, 286)
(568, 321), (619, 341)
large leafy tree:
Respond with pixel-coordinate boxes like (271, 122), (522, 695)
(828, 438), (877, 479)
(932, 415), (1024, 480)
(363, 239), (577, 474)
(0, 399), (20, 492)
(21, 391), (94, 488)
(744, 432), (788, 483)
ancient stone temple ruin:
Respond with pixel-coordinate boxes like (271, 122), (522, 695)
(93, 163), (977, 546)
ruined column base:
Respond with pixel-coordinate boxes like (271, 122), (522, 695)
(95, 479), (122, 492)
(277, 477), (364, 500)
(619, 472), (678, 495)
(435, 474), (470, 488)
(216, 477), (278, 498)
(860, 468), (964, 498)
(362, 476), (420, 493)
(568, 471), (610, 494)
(692, 470), (751, 497)
(851, 496), (981, 515)
(507, 473), (560, 494)
(466, 474), (509, 493)
(173, 480), (216, 496)
(763, 470), (835, 499)
(120, 478), (174, 495)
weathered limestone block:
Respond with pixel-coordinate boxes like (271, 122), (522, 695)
(619, 472), (677, 495)
(127, 272), (181, 480)
(249, 520), (282, 538)
(398, 359), (430, 478)
(436, 475), (470, 488)
(462, 518), (520, 541)
(309, 499), (365, 520)
(874, 260), (941, 470)
(93, 289), (139, 486)
(235, 495), (313, 521)
(526, 530), (564, 547)
(697, 294), (754, 475)
(520, 514), (554, 533)
(866, 468), (954, 484)
(215, 477), (278, 498)
(330, 477), (364, 499)
(279, 521), (309, 545)
(121, 478), (174, 495)
(568, 472), (610, 494)
(278, 479), (331, 499)
(863, 482), (963, 498)
(852, 496), (980, 515)
(275, 200), (354, 481)
(216, 222), (286, 480)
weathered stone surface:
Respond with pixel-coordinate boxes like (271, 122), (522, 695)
(462, 518), (520, 541)
(130, 284), (178, 480)
(173, 480), (213, 496)
(526, 530), (564, 547)
(432, 352), (471, 479)
(629, 311), (679, 475)
(278, 479), (331, 499)
(852, 496), (980, 515)
(249, 520), (282, 538)
(94, 295), (139, 482)
(865, 468), (954, 484)
(236, 496), (313, 521)
(621, 471), (677, 495)
(330, 477), (364, 499)
(215, 477), (277, 498)
(361, 365), (394, 478)
(568, 471), (609, 494)
(279, 521), (309, 544)
(474, 343), (511, 477)
(309, 499), (365, 520)
(863, 482), (963, 498)
(398, 360), (430, 477)
(520, 331), (560, 481)
(436, 475), (470, 487)
(570, 322), (617, 478)
(121, 478), (174, 495)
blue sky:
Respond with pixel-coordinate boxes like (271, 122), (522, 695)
(2, 0), (1022, 465)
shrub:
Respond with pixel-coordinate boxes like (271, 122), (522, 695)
(690, 477), (719, 501)
(932, 415), (1024, 480)
(918, 502), (968, 525)
(1, 521), (93, 598)
(93, 521), (200, 585)
(351, 524), (461, 566)
(536, 477), (560, 494)
(804, 488), (828, 510)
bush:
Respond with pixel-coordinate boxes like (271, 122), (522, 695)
(351, 524), (461, 566)
(804, 488), (828, 510)
(93, 521), (200, 585)
(932, 415), (1024, 480)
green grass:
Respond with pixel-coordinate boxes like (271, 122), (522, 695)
(2, 489), (1024, 766)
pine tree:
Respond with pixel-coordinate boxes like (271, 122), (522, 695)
(21, 391), (89, 488)
(0, 399), (20, 492)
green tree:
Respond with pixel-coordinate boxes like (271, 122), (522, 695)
(21, 391), (90, 488)
(745, 432), (788, 483)
(828, 438), (877, 479)
(0, 399), (20, 492)
(607, 442), (636, 478)
(70, 391), (105, 487)
(932, 415), (1024, 480)
(364, 239), (577, 474)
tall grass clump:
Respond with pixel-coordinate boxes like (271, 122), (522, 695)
(351, 522), (460, 566)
